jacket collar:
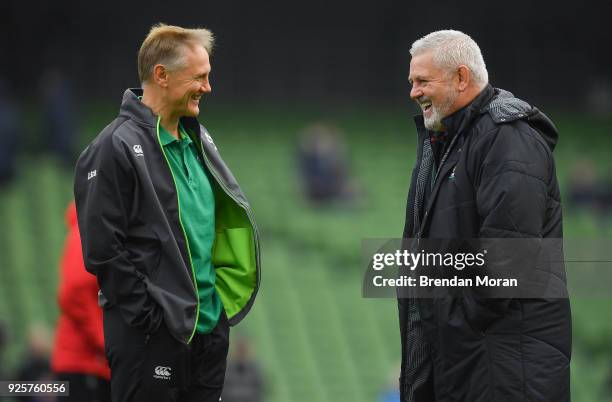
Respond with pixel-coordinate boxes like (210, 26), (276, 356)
(119, 88), (157, 127)
(118, 88), (202, 138)
(441, 84), (495, 134)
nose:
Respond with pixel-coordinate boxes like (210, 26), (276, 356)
(410, 84), (422, 101)
(201, 79), (212, 94)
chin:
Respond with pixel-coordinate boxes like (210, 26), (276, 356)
(185, 107), (200, 117)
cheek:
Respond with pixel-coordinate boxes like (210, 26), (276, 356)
(171, 88), (187, 102)
(184, 86), (198, 100)
(429, 88), (445, 105)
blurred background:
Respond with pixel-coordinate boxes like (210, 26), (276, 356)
(1, 0), (611, 401)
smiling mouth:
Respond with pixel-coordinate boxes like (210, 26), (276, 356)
(191, 94), (202, 102)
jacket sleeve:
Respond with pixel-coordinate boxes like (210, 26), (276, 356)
(74, 132), (162, 334)
(466, 123), (551, 330)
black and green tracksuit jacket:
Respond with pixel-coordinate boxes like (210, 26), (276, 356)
(74, 88), (261, 344)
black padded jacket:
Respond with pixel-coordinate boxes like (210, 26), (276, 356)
(399, 85), (571, 402)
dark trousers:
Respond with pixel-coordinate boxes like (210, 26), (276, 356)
(103, 306), (229, 402)
(55, 372), (111, 402)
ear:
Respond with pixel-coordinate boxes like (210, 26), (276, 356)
(152, 64), (169, 88)
(456, 65), (471, 91)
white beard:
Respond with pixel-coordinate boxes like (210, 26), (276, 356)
(423, 88), (460, 131)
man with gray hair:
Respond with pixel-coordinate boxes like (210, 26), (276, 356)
(399, 30), (571, 401)
(74, 24), (261, 402)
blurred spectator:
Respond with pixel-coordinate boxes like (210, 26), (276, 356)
(379, 388), (400, 402)
(40, 68), (77, 169)
(51, 201), (110, 402)
(15, 323), (54, 401)
(0, 77), (20, 186)
(567, 158), (612, 215)
(377, 364), (400, 402)
(600, 168), (612, 216)
(586, 77), (612, 117)
(297, 122), (359, 206)
(221, 336), (264, 402)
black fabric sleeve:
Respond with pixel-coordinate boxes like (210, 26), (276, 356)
(74, 130), (162, 334)
(465, 124), (551, 330)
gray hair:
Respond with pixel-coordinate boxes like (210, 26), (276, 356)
(410, 30), (488, 89)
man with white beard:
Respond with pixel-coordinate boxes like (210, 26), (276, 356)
(398, 30), (571, 402)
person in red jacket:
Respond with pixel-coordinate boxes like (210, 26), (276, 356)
(51, 201), (110, 402)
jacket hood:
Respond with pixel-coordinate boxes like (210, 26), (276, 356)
(485, 88), (559, 151)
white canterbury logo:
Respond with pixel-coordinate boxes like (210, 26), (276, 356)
(87, 170), (97, 180)
(153, 366), (172, 380)
(133, 144), (144, 156)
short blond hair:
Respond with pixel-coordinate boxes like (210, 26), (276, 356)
(138, 23), (214, 84)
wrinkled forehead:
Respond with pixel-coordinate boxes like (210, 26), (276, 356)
(409, 51), (446, 80)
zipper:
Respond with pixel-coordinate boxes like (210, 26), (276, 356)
(417, 133), (460, 240)
(432, 134), (458, 186)
(155, 117), (201, 344)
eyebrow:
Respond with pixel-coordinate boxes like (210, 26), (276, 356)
(408, 75), (427, 84)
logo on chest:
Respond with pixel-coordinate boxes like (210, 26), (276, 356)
(153, 365), (172, 380)
(133, 144), (144, 156)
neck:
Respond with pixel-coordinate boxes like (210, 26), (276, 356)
(440, 85), (484, 131)
(141, 85), (180, 138)
(453, 85), (484, 113)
